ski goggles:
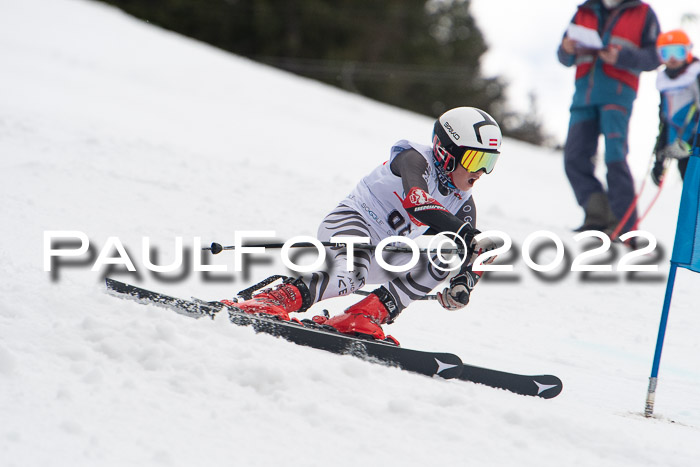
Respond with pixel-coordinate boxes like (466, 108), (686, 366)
(434, 138), (500, 174)
(658, 44), (690, 62)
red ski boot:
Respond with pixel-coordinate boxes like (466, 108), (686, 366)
(223, 278), (312, 321)
(323, 287), (400, 341)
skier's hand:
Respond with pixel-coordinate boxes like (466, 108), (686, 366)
(662, 140), (691, 159)
(437, 270), (481, 311)
(651, 159), (665, 187)
(468, 234), (500, 267)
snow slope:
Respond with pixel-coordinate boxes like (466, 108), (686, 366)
(1, 1), (699, 466)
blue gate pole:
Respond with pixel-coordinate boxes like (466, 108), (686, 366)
(644, 262), (678, 418)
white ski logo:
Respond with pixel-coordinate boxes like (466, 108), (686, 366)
(434, 358), (459, 375)
(534, 380), (558, 394)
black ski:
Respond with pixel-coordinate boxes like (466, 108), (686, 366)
(459, 364), (562, 399)
(105, 278), (463, 379)
(105, 278), (562, 398)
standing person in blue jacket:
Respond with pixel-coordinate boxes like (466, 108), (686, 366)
(558, 0), (660, 235)
(652, 29), (700, 186)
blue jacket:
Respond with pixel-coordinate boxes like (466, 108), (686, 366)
(558, 0), (660, 109)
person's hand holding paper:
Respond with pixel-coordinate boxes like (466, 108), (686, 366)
(565, 23), (604, 52)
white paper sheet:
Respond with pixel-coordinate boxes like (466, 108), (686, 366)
(566, 23), (604, 50)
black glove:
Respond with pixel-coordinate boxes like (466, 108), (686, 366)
(468, 234), (500, 267)
(454, 223), (478, 260)
(651, 156), (665, 187)
(653, 127), (665, 155)
(437, 270), (481, 311)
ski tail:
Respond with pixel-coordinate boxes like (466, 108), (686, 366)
(105, 277), (219, 319)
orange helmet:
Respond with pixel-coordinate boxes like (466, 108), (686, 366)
(656, 29), (693, 63)
(657, 30), (693, 63)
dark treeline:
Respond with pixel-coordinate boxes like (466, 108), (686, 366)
(98, 0), (548, 145)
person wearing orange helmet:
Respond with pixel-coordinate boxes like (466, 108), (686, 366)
(652, 29), (700, 185)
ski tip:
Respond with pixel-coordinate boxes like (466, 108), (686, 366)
(533, 376), (563, 399)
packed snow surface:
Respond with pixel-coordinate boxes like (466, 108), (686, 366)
(1, 1), (699, 466)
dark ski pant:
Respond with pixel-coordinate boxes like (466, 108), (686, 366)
(564, 104), (637, 232)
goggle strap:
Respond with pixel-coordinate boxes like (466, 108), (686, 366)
(434, 140), (457, 173)
(443, 152), (455, 172)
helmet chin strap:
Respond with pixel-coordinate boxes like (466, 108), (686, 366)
(448, 172), (457, 186)
(434, 159), (457, 191)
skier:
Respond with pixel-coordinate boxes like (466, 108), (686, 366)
(651, 29), (700, 186)
(225, 107), (502, 341)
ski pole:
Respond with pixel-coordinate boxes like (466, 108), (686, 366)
(354, 289), (438, 301)
(618, 107), (697, 240)
(609, 151), (655, 241)
(204, 241), (465, 255)
(634, 174), (667, 228)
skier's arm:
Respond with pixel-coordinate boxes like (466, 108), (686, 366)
(390, 148), (430, 193)
(391, 149), (485, 311)
(651, 92), (669, 186)
(654, 93), (667, 154)
(422, 196), (476, 235)
(390, 149), (475, 238)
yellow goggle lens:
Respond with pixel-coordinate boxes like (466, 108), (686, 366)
(460, 149), (500, 174)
